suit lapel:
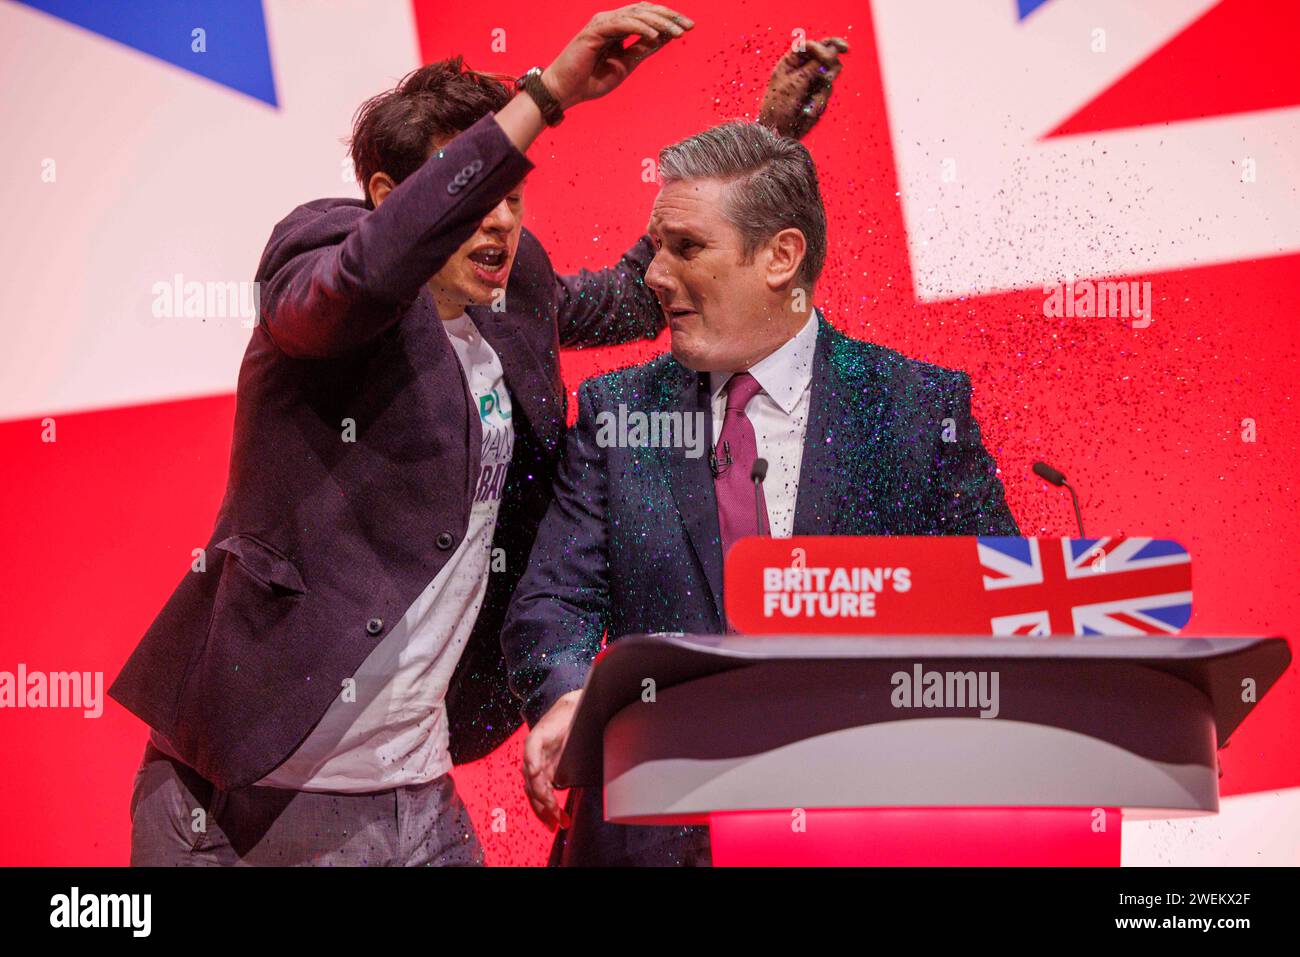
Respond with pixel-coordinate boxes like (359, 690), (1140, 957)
(648, 315), (892, 622)
(653, 361), (726, 625)
(467, 306), (565, 455)
(793, 315), (889, 536)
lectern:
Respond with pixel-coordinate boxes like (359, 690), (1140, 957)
(554, 633), (1291, 865)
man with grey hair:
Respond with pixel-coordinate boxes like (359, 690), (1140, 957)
(501, 121), (1019, 866)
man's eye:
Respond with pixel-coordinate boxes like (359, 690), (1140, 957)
(676, 240), (696, 254)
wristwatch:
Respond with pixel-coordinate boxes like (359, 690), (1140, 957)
(516, 66), (565, 127)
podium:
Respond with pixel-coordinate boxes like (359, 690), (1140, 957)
(554, 632), (1291, 865)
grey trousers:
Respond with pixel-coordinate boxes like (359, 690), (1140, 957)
(128, 741), (484, 866)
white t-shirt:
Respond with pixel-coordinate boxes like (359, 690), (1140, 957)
(254, 313), (514, 792)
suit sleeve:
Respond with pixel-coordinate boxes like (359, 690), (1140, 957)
(554, 235), (666, 348)
(932, 372), (1020, 535)
(500, 381), (612, 727)
(255, 113), (534, 358)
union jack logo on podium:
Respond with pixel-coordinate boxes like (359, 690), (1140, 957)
(977, 537), (1193, 637)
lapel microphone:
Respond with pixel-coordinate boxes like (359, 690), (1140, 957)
(751, 458), (769, 536)
(709, 441), (733, 477)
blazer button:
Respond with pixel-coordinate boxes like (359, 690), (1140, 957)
(366, 617), (383, 636)
(436, 532), (455, 550)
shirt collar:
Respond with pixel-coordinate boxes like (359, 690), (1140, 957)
(709, 308), (820, 416)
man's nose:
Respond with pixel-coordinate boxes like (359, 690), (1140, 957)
(481, 197), (516, 233)
(644, 250), (676, 300)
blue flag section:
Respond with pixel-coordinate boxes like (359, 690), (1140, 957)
(15, 0), (277, 106)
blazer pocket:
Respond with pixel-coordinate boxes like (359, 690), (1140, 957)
(212, 534), (306, 597)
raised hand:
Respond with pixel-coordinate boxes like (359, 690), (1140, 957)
(759, 36), (849, 140)
(541, 4), (695, 110)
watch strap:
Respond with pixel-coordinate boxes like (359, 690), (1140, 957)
(518, 67), (564, 127)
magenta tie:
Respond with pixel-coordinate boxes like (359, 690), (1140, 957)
(714, 371), (770, 558)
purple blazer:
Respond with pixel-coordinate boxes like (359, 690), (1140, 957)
(108, 112), (663, 789)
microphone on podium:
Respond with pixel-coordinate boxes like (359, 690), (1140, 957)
(751, 458), (769, 537)
(1032, 460), (1085, 537)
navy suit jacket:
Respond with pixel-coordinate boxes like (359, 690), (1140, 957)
(107, 112), (664, 790)
(501, 314), (1020, 865)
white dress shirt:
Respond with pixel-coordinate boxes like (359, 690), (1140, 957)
(708, 309), (819, 538)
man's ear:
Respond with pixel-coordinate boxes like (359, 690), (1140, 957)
(367, 172), (396, 208)
(765, 227), (808, 290)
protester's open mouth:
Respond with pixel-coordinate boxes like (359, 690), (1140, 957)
(468, 245), (509, 283)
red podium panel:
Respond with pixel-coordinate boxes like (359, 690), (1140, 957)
(725, 536), (1192, 637)
(709, 808), (1121, 867)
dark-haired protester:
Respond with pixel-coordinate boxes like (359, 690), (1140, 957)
(109, 5), (847, 866)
